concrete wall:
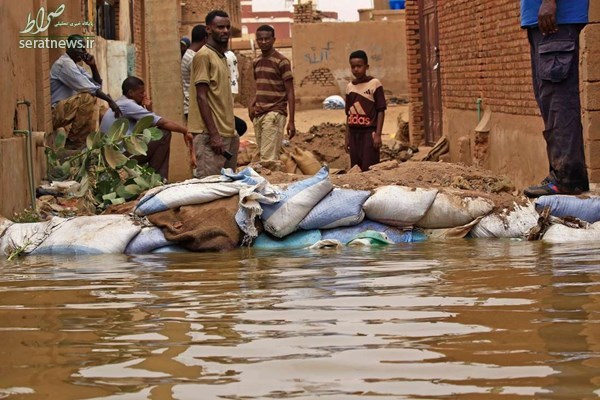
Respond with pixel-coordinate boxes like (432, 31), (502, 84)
(291, 20), (408, 109)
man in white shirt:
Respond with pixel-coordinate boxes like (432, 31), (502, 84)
(181, 25), (207, 119)
(225, 49), (247, 136)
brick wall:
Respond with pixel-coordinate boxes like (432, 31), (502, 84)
(293, 1), (323, 23)
(582, 2), (600, 183)
(133, 0), (144, 78)
(180, 0), (242, 37)
(438, 0), (536, 115)
(405, 0), (538, 144)
(405, 0), (424, 144)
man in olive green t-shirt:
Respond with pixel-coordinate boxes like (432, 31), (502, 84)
(188, 10), (237, 178)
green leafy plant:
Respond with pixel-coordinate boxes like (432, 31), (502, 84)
(46, 116), (165, 209)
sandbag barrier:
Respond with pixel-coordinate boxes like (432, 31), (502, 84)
(4, 169), (598, 257)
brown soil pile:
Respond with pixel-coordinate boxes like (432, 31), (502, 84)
(254, 122), (525, 211)
(290, 122), (350, 170)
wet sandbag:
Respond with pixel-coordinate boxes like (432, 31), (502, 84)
(291, 147), (322, 175)
(363, 185), (438, 227)
(26, 215), (141, 255)
(125, 226), (174, 254)
(420, 217), (482, 240)
(253, 230), (322, 250)
(299, 188), (371, 230)
(321, 219), (417, 244)
(148, 195), (242, 252)
(535, 195), (600, 223)
(261, 167), (333, 238)
(417, 190), (494, 229)
(470, 202), (539, 238)
(542, 221), (600, 243)
(0, 216), (14, 241)
(135, 175), (245, 216)
(1, 218), (66, 257)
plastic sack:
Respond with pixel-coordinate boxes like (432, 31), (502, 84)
(253, 229), (322, 250)
(322, 95), (345, 110)
(321, 219), (417, 244)
(125, 226), (174, 254)
(347, 230), (394, 246)
(470, 202), (539, 238)
(535, 195), (600, 223)
(542, 221), (600, 243)
(363, 185), (438, 227)
(299, 188), (371, 230)
(417, 190), (494, 229)
(261, 167), (333, 238)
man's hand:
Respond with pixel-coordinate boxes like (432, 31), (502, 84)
(248, 104), (256, 120)
(538, 0), (558, 35)
(82, 52), (96, 67)
(110, 101), (122, 118)
(209, 133), (224, 155)
(183, 131), (197, 168)
(372, 132), (382, 151)
(142, 96), (153, 111)
(287, 121), (296, 140)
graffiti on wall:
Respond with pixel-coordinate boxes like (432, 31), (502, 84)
(303, 41), (333, 64)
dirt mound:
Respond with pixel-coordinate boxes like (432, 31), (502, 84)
(290, 122), (349, 170)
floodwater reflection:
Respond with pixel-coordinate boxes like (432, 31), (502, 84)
(0, 240), (599, 399)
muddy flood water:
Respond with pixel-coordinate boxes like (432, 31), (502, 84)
(0, 240), (599, 399)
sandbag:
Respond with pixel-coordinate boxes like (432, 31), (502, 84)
(535, 195), (600, 223)
(542, 221), (600, 243)
(148, 196), (243, 252)
(291, 147), (321, 175)
(363, 185), (438, 227)
(135, 175), (245, 216)
(417, 190), (494, 229)
(421, 217), (482, 240)
(125, 226), (174, 254)
(1, 218), (65, 257)
(321, 219), (416, 244)
(0, 216), (14, 240)
(470, 202), (539, 238)
(299, 188), (371, 230)
(151, 245), (190, 253)
(253, 230), (322, 250)
(34, 215), (140, 255)
(261, 167), (333, 238)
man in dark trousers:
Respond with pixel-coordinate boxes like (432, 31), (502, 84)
(521, 0), (590, 197)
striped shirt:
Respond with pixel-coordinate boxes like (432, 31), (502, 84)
(252, 49), (293, 118)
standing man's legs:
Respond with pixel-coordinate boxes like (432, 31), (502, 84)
(527, 25), (589, 193)
(253, 111), (286, 161)
(193, 133), (240, 178)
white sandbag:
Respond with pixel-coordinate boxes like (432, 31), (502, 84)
(125, 226), (174, 254)
(0, 217), (66, 257)
(417, 190), (494, 229)
(542, 221), (600, 243)
(363, 185), (438, 227)
(0, 216), (14, 240)
(261, 166), (333, 238)
(31, 215), (141, 255)
(299, 188), (371, 230)
(135, 175), (245, 216)
(535, 195), (600, 223)
(470, 202), (539, 238)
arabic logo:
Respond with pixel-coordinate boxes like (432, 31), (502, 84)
(20, 4), (66, 35)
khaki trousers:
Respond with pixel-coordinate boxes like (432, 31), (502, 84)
(192, 133), (240, 178)
(253, 111), (286, 161)
(52, 92), (98, 149)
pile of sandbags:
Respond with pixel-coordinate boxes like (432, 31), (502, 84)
(12, 168), (597, 257)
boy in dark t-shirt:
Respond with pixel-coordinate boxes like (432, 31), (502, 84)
(345, 50), (386, 171)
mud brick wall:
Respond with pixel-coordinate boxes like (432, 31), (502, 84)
(180, 0), (241, 37)
(582, 3), (600, 182)
(405, 0), (424, 144)
(300, 68), (336, 87)
(293, 1), (323, 24)
(405, 0), (538, 143)
(133, 0), (144, 78)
